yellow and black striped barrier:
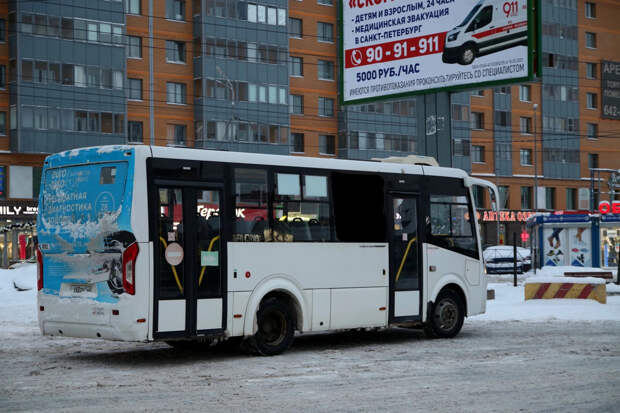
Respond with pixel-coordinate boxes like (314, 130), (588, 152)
(524, 279), (606, 304)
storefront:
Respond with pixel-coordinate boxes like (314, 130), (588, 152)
(0, 200), (38, 267)
(527, 209), (620, 270)
(475, 210), (536, 249)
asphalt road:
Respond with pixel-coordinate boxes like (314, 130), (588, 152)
(1, 320), (619, 412)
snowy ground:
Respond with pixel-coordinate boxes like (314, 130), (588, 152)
(1, 265), (620, 412)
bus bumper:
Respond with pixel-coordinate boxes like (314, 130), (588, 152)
(38, 293), (150, 342)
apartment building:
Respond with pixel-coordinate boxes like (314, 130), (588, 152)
(0, 0), (619, 264)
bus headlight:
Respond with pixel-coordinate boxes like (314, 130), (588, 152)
(448, 32), (459, 42)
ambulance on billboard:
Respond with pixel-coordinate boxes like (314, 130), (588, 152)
(442, 0), (528, 65)
(341, 0), (534, 104)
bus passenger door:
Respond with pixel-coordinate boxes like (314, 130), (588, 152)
(389, 194), (422, 322)
(153, 184), (225, 339)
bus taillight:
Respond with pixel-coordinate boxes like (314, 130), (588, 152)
(36, 246), (43, 291)
(122, 243), (139, 295)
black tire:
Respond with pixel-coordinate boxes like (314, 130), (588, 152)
(250, 298), (295, 356)
(424, 290), (464, 339)
(459, 45), (476, 65)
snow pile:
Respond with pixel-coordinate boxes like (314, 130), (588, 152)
(0, 264), (38, 326)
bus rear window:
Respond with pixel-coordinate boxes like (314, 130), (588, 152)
(100, 166), (116, 184)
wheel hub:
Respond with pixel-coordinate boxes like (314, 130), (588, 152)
(436, 300), (457, 330)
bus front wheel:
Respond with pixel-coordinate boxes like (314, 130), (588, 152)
(250, 298), (295, 356)
(424, 290), (464, 338)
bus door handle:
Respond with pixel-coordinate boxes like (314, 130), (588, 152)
(429, 265), (437, 272)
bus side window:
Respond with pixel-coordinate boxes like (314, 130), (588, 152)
(273, 173), (331, 242)
(233, 168), (269, 242)
(429, 194), (478, 259)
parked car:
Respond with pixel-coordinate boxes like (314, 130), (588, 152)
(483, 245), (531, 274)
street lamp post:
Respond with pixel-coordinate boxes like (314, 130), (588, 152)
(533, 102), (538, 273)
(533, 103), (538, 212)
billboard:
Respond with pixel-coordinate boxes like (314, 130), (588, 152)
(602, 61), (620, 120)
(341, 0), (534, 104)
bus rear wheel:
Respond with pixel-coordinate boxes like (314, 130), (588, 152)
(424, 290), (464, 338)
(250, 298), (295, 356)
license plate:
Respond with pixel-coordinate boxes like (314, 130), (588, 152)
(60, 282), (96, 297)
(72, 284), (94, 294)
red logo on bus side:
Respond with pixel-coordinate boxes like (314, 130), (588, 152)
(599, 201), (620, 214)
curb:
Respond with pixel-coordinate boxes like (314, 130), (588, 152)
(524, 282), (606, 304)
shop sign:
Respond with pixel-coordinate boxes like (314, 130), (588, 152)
(472, 210), (535, 222)
(599, 201), (620, 214)
(0, 200), (38, 218)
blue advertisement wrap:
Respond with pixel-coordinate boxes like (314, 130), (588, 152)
(37, 146), (135, 303)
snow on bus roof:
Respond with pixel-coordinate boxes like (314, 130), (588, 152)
(147, 145), (468, 179)
(47, 145), (469, 180)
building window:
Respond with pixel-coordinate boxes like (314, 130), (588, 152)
(318, 60), (334, 80)
(494, 110), (510, 126)
(519, 85), (531, 102)
(496, 86), (511, 94)
(167, 82), (187, 104)
(317, 22), (333, 42)
(586, 62), (597, 79)
(585, 2), (596, 18)
(318, 0), (333, 5)
(585, 32), (596, 48)
(451, 104), (469, 121)
(127, 36), (142, 58)
(520, 148), (532, 165)
(290, 56), (303, 76)
(0, 19), (5, 42)
(0, 112), (5, 135)
(453, 139), (470, 156)
(166, 40), (186, 63)
(520, 186), (532, 210)
(566, 188), (576, 210)
(520, 116), (532, 134)
(0, 65), (5, 88)
(289, 18), (302, 38)
(587, 123), (598, 139)
(588, 153), (599, 169)
(291, 133), (304, 152)
(471, 145), (484, 163)
(168, 124), (187, 144)
(319, 135), (335, 155)
(545, 188), (555, 210)
(125, 0), (141, 14)
(471, 112), (484, 129)
(128, 121), (143, 141)
(166, 0), (185, 20)
(128, 78), (142, 100)
(586, 92), (597, 109)
(318, 97), (334, 117)
(289, 94), (303, 114)
(472, 90), (484, 97)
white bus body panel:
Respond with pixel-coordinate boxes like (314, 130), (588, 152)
(227, 242), (389, 336)
(158, 300), (186, 332)
(424, 244), (486, 318)
(394, 291), (420, 317)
